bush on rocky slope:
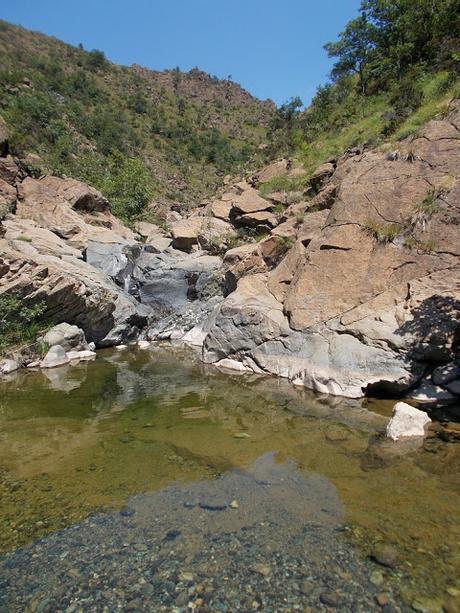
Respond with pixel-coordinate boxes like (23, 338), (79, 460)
(0, 295), (47, 353)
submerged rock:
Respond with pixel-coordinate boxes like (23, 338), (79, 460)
(371, 543), (399, 568)
(386, 402), (431, 441)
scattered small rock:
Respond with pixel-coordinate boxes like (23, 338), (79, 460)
(233, 432), (251, 439)
(119, 508), (134, 517)
(375, 592), (390, 607)
(320, 591), (340, 607)
(250, 563), (271, 577)
(370, 570), (384, 587)
(199, 498), (227, 511)
(300, 580), (314, 595)
(371, 544), (398, 568)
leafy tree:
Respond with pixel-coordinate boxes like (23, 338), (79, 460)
(268, 96), (303, 154)
(324, 15), (376, 93)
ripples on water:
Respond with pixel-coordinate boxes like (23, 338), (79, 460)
(0, 345), (459, 611)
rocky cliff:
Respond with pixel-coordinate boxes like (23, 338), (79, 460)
(200, 100), (460, 399)
(0, 100), (459, 402)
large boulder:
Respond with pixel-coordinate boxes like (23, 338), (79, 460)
(310, 162), (335, 191)
(171, 218), (202, 251)
(230, 188), (273, 216)
(132, 250), (223, 310)
(0, 156), (19, 185)
(197, 217), (237, 251)
(16, 176), (135, 249)
(0, 358), (20, 374)
(2, 218), (81, 259)
(135, 221), (172, 251)
(0, 179), (16, 221)
(0, 228), (148, 346)
(203, 274), (419, 398)
(40, 345), (70, 369)
(210, 199), (233, 222)
(239, 210), (279, 229)
(251, 160), (290, 184)
(39, 176), (110, 212)
(43, 322), (88, 352)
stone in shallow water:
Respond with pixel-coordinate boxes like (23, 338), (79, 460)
(320, 592), (340, 607)
(40, 345), (69, 369)
(370, 570), (384, 587)
(325, 425), (350, 442)
(0, 358), (19, 374)
(371, 544), (398, 568)
(386, 402), (431, 441)
(250, 563), (271, 577)
(199, 497), (227, 511)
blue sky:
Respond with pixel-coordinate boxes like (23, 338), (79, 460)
(1, 0), (362, 105)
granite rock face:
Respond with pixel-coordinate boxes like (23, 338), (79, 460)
(0, 173), (148, 347)
(203, 101), (460, 397)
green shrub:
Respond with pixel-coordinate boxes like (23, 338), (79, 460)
(363, 220), (401, 243)
(85, 49), (108, 71)
(0, 296), (47, 352)
(101, 152), (155, 222)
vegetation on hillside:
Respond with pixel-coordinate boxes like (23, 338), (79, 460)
(269, 0), (460, 173)
(0, 296), (47, 354)
(0, 20), (273, 221)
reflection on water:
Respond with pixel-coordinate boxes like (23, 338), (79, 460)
(0, 345), (459, 609)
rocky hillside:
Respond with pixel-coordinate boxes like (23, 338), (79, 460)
(196, 102), (460, 401)
(1, 98), (459, 404)
(0, 20), (274, 215)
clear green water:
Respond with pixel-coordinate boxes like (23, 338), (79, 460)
(0, 345), (459, 607)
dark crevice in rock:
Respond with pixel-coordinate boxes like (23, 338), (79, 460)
(319, 244), (352, 252)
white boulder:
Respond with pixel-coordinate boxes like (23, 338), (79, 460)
(0, 358), (20, 374)
(66, 350), (97, 361)
(43, 322), (88, 352)
(386, 402), (431, 441)
(137, 340), (150, 349)
(40, 345), (70, 369)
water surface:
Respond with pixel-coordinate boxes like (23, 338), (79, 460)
(0, 345), (459, 611)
